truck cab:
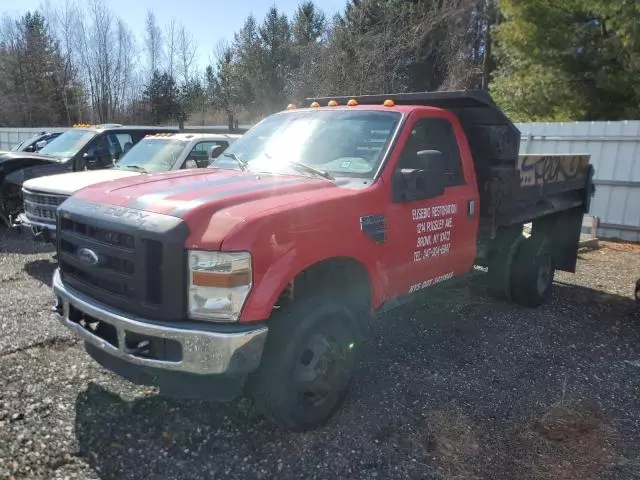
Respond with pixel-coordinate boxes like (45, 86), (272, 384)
(0, 124), (178, 227)
(51, 91), (594, 431)
(16, 132), (241, 242)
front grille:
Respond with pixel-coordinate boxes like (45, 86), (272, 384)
(23, 189), (68, 224)
(56, 198), (188, 321)
(59, 218), (160, 304)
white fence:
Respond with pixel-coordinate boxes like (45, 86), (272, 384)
(1, 121), (639, 241)
(516, 121), (640, 242)
(0, 127), (69, 151)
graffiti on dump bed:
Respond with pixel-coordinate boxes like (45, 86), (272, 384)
(517, 154), (590, 187)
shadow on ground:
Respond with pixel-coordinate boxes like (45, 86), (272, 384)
(23, 258), (58, 286)
(0, 227), (55, 255)
(71, 274), (640, 479)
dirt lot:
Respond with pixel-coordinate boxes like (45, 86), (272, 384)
(1, 230), (639, 480)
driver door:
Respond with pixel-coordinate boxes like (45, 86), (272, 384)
(384, 113), (479, 297)
(76, 135), (112, 170)
(182, 141), (229, 168)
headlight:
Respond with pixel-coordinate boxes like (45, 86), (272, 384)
(187, 250), (252, 322)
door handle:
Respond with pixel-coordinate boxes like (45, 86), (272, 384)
(468, 200), (475, 218)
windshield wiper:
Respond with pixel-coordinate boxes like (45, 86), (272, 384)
(221, 152), (248, 171)
(121, 165), (148, 173)
(260, 152), (334, 181)
(287, 161), (334, 181)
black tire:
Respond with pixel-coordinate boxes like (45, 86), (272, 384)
(510, 233), (555, 307)
(487, 229), (525, 300)
(634, 278), (640, 303)
(247, 295), (360, 431)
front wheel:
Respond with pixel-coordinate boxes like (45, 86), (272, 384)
(247, 296), (360, 431)
(510, 234), (555, 307)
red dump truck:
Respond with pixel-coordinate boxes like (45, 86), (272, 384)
(51, 91), (594, 430)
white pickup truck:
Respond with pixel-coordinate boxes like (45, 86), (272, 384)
(17, 132), (241, 242)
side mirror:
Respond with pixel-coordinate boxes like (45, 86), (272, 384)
(392, 149), (446, 203)
(35, 140), (47, 151)
(25, 145), (35, 152)
(209, 144), (224, 159)
(184, 159), (198, 169)
(81, 150), (100, 170)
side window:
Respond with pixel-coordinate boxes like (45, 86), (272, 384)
(395, 118), (464, 187)
(185, 141), (228, 168)
(109, 133), (134, 159)
(82, 135), (113, 169)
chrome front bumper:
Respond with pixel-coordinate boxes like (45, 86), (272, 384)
(14, 212), (56, 240)
(52, 269), (268, 375)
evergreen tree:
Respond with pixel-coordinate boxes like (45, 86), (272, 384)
(491, 0), (640, 121)
(143, 71), (180, 124)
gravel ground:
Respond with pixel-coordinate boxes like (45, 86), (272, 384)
(1, 229), (639, 480)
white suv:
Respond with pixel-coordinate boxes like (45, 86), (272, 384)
(17, 132), (241, 242)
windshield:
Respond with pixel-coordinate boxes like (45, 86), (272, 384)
(116, 138), (186, 172)
(39, 129), (96, 158)
(11, 135), (35, 151)
(214, 109), (402, 179)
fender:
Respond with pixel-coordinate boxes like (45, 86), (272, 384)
(239, 244), (388, 322)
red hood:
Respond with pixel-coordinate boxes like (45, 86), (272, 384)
(73, 168), (336, 219)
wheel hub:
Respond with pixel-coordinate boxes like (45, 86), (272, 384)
(295, 333), (345, 408)
(537, 254), (552, 294)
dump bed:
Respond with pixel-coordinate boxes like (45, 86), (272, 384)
(477, 152), (594, 227)
(308, 90), (595, 228)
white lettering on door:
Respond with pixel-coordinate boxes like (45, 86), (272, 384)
(411, 203), (457, 263)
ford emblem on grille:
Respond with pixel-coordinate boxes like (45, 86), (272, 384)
(77, 247), (100, 266)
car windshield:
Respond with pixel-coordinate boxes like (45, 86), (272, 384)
(116, 138), (186, 173)
(213, 109), (403, 179)
(11, 136), (35, 151)
(39, 129), (96, 158)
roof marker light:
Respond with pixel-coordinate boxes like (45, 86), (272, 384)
(383, 99), (395, 107)
(328, 100), (338, 107)
(310, 101), (320, 108)
(347, 98), (358, 106)
(286, 103), (297, 110)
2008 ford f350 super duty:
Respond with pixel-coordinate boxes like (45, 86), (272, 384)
(51, 90), (594, 431)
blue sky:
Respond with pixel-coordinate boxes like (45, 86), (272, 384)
(6, 0), (347, 69)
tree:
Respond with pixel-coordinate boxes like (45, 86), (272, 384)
(287, 2), (328, 100)
(144, 71), (180, 124)
(0, 10), (82, 126)
(230, 15), (261, 115)
(74, 0), (136, 123)
(144, 10), (163, 79)
(291, 1), (326, 46)
(208, 43), (251, 128)
(179, 76), (206, 125)
(177, 25), (197, 86)
(490, 0), (640, 121)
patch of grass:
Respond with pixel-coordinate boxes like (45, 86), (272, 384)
(421, 408), (481, 479)
(517, 401), (619, 480)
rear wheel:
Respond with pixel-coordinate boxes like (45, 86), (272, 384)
(247, 295), (359, 431)
(510, 234), (555, 307)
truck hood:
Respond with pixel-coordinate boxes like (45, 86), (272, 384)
(22, 169), (140, 196)
(0, 151), (65, 165)
(73, 169), (340, 219)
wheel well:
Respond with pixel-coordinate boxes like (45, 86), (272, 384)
(531, 207), (583, 273)
(275, 257), (372, 314)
